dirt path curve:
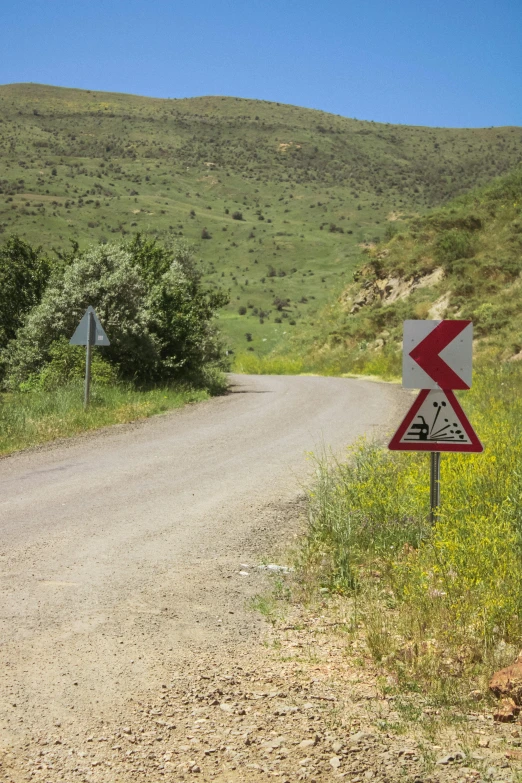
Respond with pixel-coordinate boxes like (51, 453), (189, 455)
(0, 374), (404, 763)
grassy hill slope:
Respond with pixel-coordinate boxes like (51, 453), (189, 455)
(301, 167), (522, 376)
(1, 82), (521, 354)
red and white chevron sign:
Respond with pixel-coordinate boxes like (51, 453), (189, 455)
(402, 320), (473, 390)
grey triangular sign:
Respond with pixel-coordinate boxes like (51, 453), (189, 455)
(70, 306), (110, 346)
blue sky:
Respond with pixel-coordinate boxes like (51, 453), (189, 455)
(1, 0), (520, 128)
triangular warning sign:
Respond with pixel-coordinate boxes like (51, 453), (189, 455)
(70, 306), (110, 346)
(389, 389), (483, 452)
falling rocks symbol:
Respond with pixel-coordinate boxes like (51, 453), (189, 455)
(389, 389), (483, 453)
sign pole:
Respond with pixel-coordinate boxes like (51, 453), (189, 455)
(429, 451), (441, 524)
(84, 311), (93, 410)
(70, 306), (110, 409)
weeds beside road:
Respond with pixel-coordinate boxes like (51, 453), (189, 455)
(0, 380), (219, 456)
(296, 361), (522, 703)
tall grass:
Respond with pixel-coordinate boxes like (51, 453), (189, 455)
(233, 347), (401, 380)
(0, 381), (212, 455)
(301, 361), (522, 691)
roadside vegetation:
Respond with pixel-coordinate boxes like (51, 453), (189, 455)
(235, 169), (522, 710)
(0, 383), (209, 455)
(262, 170), (522, 703)
(295, 360), (522, 704)
(0, 234), (228, 455)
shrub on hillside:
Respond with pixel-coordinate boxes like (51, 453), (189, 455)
(435, 229), (476, 264)
(146, 253), (229, 384)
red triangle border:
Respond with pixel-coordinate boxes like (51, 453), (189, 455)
(389, 389), (483, 452)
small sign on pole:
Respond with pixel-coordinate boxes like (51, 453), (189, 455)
(69, 306), (110, 409)
(390, 319), (482, 522)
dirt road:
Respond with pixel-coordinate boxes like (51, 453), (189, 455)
(0, 374), (404, 779)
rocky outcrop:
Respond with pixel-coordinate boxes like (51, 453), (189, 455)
(490, 653), (522, 705)
(493, 698), (520, 723)
(346, 267), (445, 314)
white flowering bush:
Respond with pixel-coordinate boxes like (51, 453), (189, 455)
(2, 236), (229, 390)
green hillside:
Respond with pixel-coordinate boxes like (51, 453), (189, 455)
(1, 83), (521, 354)
(304, 167), (522, 375)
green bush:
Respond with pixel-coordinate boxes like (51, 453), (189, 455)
(2, 236), (229, 390)
(435, 229), (476, 264)
(19, 337), (117, 392)
(3, 242), (155, 389)
(142, 238), (230, 384)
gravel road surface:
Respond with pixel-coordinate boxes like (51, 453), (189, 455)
(0, 374), (405, 777)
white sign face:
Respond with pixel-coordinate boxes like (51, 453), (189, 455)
(402, 319), (472, 390)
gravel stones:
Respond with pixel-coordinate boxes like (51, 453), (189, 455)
(3, 610), (522, 783)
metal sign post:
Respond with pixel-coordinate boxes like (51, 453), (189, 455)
(429, 452), (441, 524)
(70, 306), (110, 410)
(84, 310), (94, 409)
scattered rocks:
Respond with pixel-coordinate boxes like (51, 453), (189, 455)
(490, 652), (522, 704)
(494, 697), (520, 722)
(436, 750), (466, 765)
(3, 607), (522, 783)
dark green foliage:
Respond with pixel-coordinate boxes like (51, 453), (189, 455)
(0, 236), (50, 349)
(435, 229), (476, 264)
(145, 242), (229, 384)
(20, 337), (117, 392)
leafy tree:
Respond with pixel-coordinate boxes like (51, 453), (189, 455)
(145, 243), (229, 382)
(0, 236), (50, 351)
